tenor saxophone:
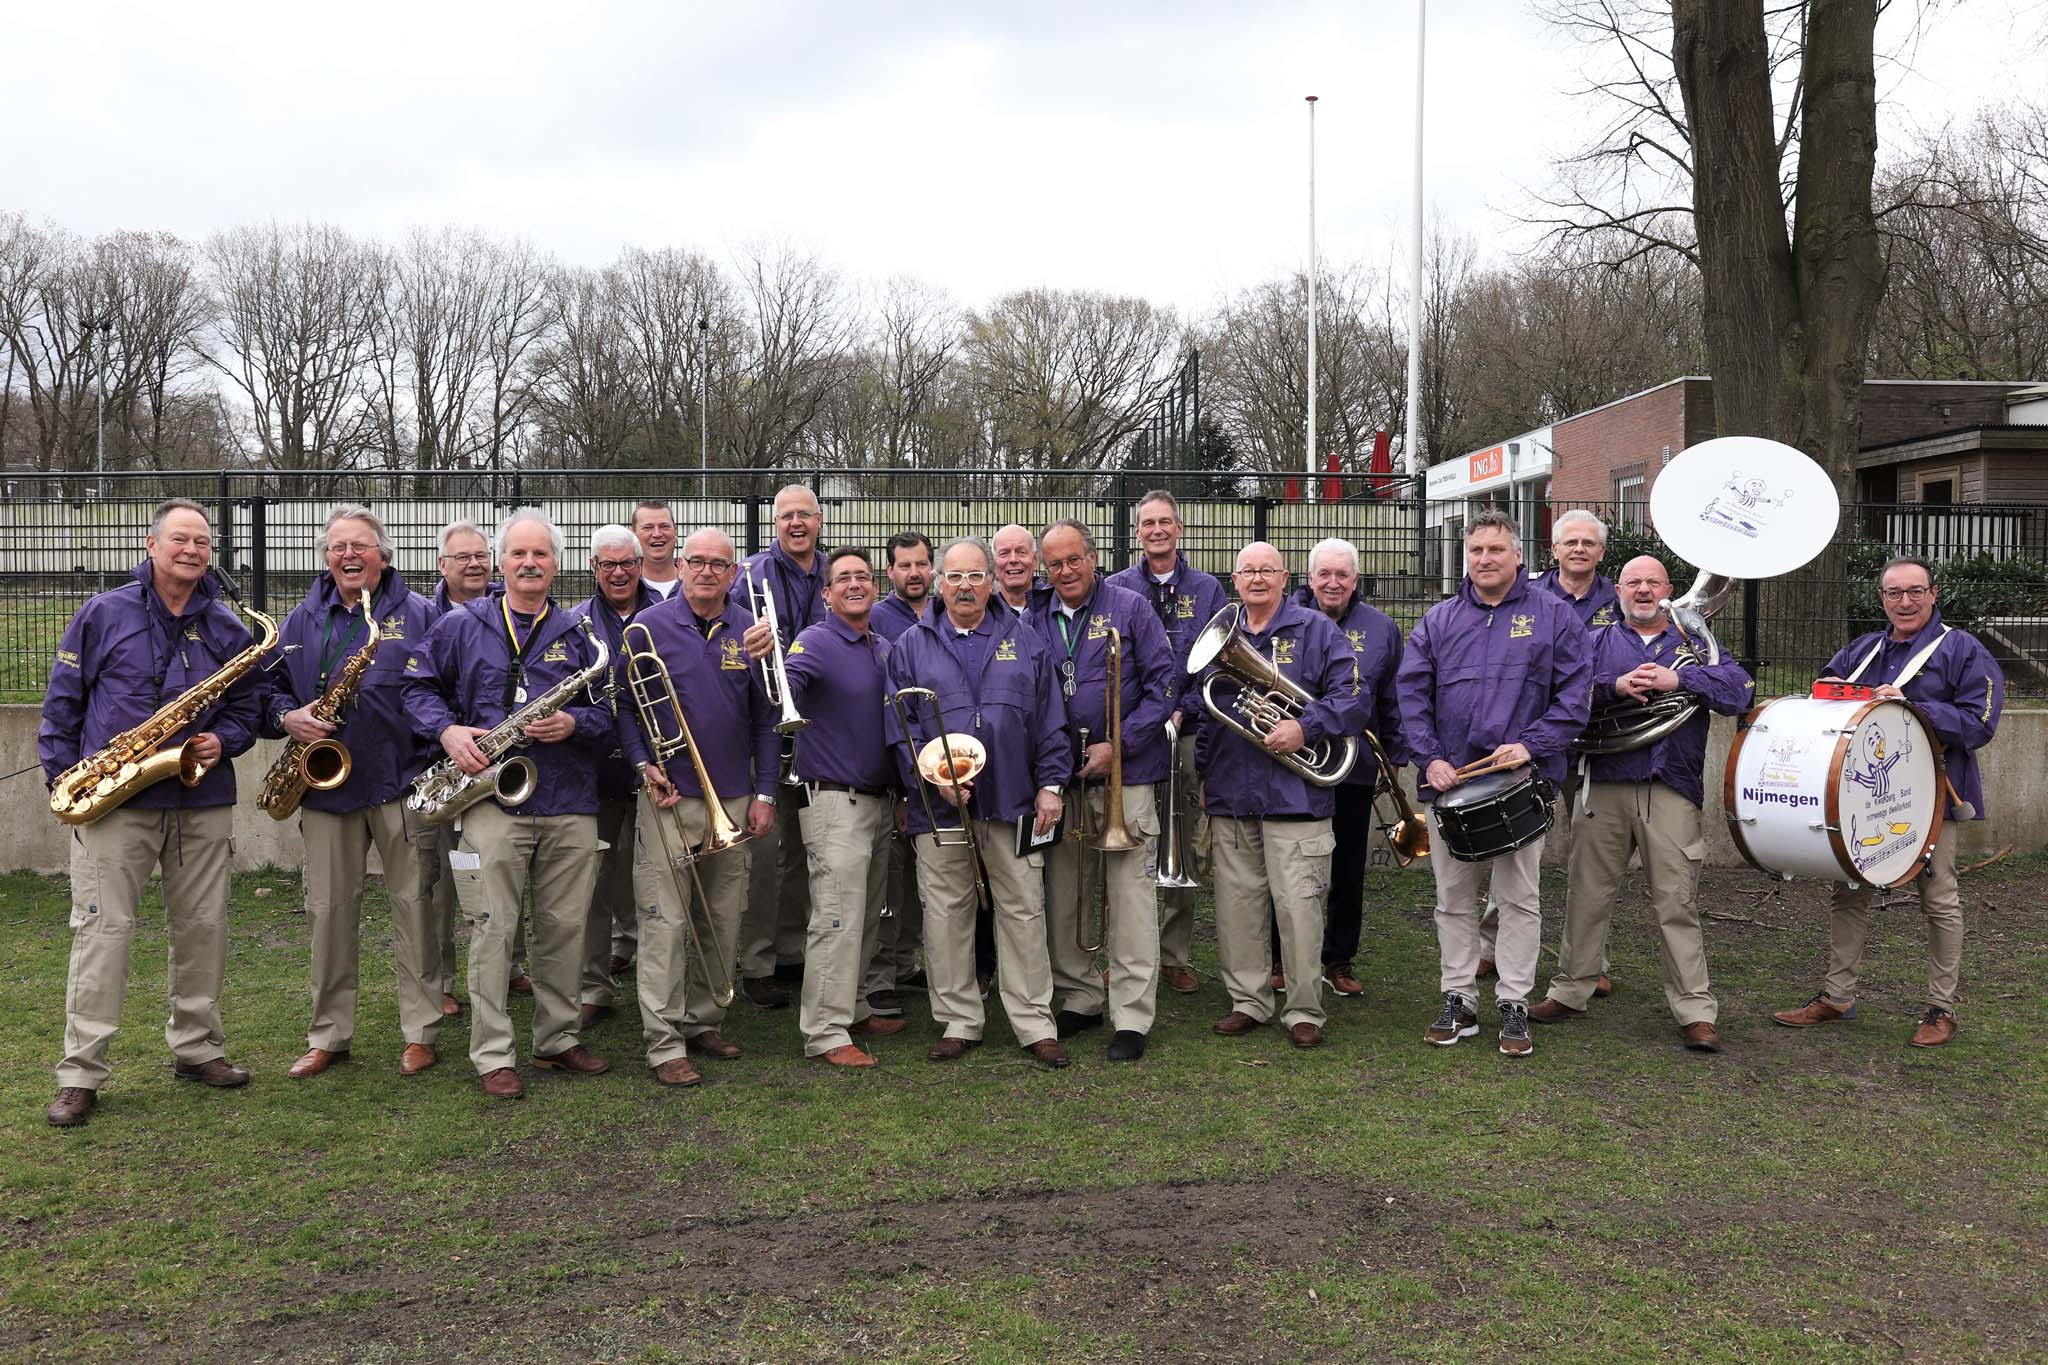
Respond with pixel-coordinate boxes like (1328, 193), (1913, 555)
(406, 618), (610, 827)
(50, 603), (280, 826)
(258, 611), (384, 821)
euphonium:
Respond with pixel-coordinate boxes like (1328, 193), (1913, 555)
(1572, 570), (1731, 757)
(406, 618), (610, 827)
(258, 612), (383, 821)
(1186, 605), (1357, 787)
(50, 589), (279, 826)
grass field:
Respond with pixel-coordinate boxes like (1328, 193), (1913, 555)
(0, 855), (2044, 1362)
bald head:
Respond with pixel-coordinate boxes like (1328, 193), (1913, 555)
(992, 523), (1037, 604)
(1617, 554), (1673, 630)
(1233, 541), (1288, 622)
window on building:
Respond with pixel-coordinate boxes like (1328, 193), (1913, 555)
(1921, 478), (1954, 505)
(1613, 470), (1647, 525)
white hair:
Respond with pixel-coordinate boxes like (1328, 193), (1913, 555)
(1553, 509), (1607, 545)
(1308, 537), (1360, 577)
(495, 509), (564, 562)
(589, 523), (641, 560)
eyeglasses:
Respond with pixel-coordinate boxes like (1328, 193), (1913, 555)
(939, 570), (990, 587)
(684, 556), (734, 573)
(1880, 585), (1933, 602)
(1043, 555), (1093, 574)
(327, 542), (379, 558)
(593, 557), (641, 573)
(440, 551), (490, 565)
(829, 571), (874, 587)
(1235, 566), (1285, 579)
(1617, 578), (1670, 591)
(775, 509), (821, 523)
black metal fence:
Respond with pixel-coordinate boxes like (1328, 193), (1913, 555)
(1, 467), (2043, 701)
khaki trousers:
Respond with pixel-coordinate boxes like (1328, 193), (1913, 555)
(583, 797), (657, 1008)
(739, 795), (810, 979)
(57, 805), (234, 1091)
(862, 834), (924, 1008)
(417, 819), (461, 998)
(1548, 781), (1714, 1023)
(1210, 816), (1332, 1029)
(300, 800), (439, 1049)
(914, 821), (1057, 1047)
(1045, 783), (1161, 1033)
(797, 790), (892, 1054)
(1480, 785), (1595, 970)
(1825, 822), (1963, 1012)
(449, 804), (598, 1075)
(637, 792), (752, 1064)
(1158, 730), (1205, 969)
(1429, 805), (1544, 1007)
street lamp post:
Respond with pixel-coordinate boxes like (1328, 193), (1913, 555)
(1306, 94), (1319, 504)
(697, 315), (711, 497)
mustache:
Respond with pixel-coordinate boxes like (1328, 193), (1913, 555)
(513, 566), (548, 578)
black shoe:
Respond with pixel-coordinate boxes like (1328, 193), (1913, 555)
(1055, 1009), (1104, 1038)
(772, 960), (805, 983)
(867, 989), (903, 1017)
(900, 968), (928, 989)
(1106, 1030), (1147, 1062)
(742, 976), (790, 1009)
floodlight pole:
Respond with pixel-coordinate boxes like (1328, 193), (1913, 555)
(1306, 94), (1319, 504)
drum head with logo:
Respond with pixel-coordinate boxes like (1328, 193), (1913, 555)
(1651, 436), (1838, 579)
(1829, 701), (1942, 886)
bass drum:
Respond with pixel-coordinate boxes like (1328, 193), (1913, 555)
(1433, 770), (1555, 863)
(1724, 696), (1946, 888)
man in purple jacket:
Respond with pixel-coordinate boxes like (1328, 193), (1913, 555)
(423, 519), (502, 1008)
(1527, 556), (1753, 1052)
(1294, 536), (1408, 999)
(885, 537), (1074, 1069)
(731, 484), (827, 1009)
(265, 505), (442, 1080)
(42, 499), (262, 1128)
(1031, 520), (1176, 1062)
(1105, 489), (1228, 996)
(783, 547), (906, 1067)
(864, 531), (935, 1018)
(1399, 510), (1592, 1059)
(402, 510), (615, 1100)
(1197, 542), (1365, 1050)
(625, 528), (780, 1084)
(571, 525), (662, 1033)
(1773, 556), (2005, 1048)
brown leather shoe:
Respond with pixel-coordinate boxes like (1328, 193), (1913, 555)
(1680, 1021), (1722, 1053)
(817, 1044), (878, 1068)
(1161, 964), (1200, 994)
(1476, 957), (1497, 979)
(610, 954), (634, 976)
(174, 1057), (251, 1088)
(685, 1032), (742, 1060)
(1593, 974), (1614, 998)
(1290, 1022), (1324, 1049)
(651, 1057), (702, 1088)
(852, 1015), (907, 1036)
(532, 1044), (610, 1076)
(1772, 994), (1856, 1028)
(742, 976), (790, 1009)
(1909, 1007), (1957, 1048)
(578, 1002), (613, 1029)
(399, 1043), (438, 1076)
(1270, 969), (1286, 993)
(288, 1047), (348, 1079)
(1024, 1038), (1072, 1069)
(1212, 1010), (1266, 1036)
(927, 1035), (982, 1062)
(1528, 998), (1586, 1024)
(507, 973), (534, 997)
(47, 1087), (95, 1128)
(440, 994), (464, 1017)
(1323, 964), (1364, 997)
(480, 1067), (524, 1100)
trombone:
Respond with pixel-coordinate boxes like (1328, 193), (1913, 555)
(621, 621), (748, 1008)
(1074, 626), (1141, 954)
(1363, 730), (1429, 867)
(889, 685), (992, 913)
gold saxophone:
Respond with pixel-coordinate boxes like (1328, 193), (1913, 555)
(50, 604), (280, 826)
(258, 611), (384, 821)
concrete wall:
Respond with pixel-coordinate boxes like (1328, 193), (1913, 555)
(5, 704), (2043, 878)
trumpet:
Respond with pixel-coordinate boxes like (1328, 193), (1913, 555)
(1187, 605), (1357, 787)
(622, 620), (745, 1008)
(1363, 730), (1429, 867)
(889, 685), (992, 912)
(744, 564), (810, 737)
(1155, 716), (1198, 889)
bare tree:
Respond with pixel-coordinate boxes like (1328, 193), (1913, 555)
(525, 266), (641, 468)
(723, 242), (854, 468)
(817, 276), (962, 469)
(202, 221), (390, 469)
(611, 245), (730, 466)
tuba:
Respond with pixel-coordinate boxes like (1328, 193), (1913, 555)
(1187, 605), (1357, 787)
(259, 611), (382, 821)
(406, 617), (611, 827)
(51, 576), (279, 826)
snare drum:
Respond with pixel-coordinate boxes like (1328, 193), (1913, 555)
(1433, 770), (1555, 863)
(1724, 696), (1946, 888)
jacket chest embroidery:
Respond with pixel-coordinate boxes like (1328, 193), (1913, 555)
(380, 612), (407, 640)
(720, 638), (747, 670)
(1271, 638), (1296, 666)
(1177, 595), (1195, 618)
(1086, 612), (1111, 641)
(994, 638), (1019, 662)
(542, 641), (570, 664)
(1590, 605), (1617, 626)
(1509, 613), (1534, 639)
(1344, 628), (1366, 654)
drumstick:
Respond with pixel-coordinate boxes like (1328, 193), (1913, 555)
(1453, 753), (1524, 780)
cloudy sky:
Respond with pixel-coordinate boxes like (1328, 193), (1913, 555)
(8, 0), (2041, 314)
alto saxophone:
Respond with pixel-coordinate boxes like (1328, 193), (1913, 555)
(406, 617), (610, 827)
(258, 611), (384, 821)
(50, 602), (280, 826)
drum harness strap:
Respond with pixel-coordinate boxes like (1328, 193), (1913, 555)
(1844, 626), (1949, 689)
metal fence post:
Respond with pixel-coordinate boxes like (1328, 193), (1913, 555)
(247, 497), (269, 615)
(1112, 471), (1131, 569)
(1741, 579), (1761, 675)
(1252, 496), (1272, 548)
(743, 495), (763, 557)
